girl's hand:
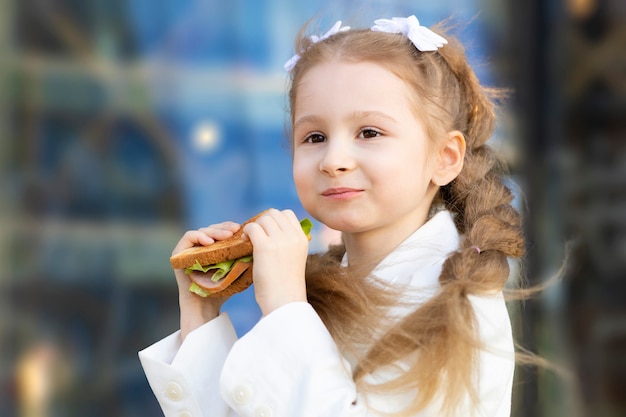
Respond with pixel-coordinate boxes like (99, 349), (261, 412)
(243, 209), (309, 316)
(172, 221), (240, 340)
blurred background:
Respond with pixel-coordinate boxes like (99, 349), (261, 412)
(0, 0), (624, 416)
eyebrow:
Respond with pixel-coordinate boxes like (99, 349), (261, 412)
(293, 115), (323, 132)
(349, 111), (397, 124)
(293, 111), (397, 131)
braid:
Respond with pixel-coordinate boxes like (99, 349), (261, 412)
(441, 129), (525, 294)
(434, 30), (526, 280)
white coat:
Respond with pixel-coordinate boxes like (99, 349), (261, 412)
(139, 211), (515, 417)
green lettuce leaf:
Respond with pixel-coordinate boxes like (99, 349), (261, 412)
(189, 282), (211, 297)
(300, 218), (313, 237)
(185, 259), (235, 281)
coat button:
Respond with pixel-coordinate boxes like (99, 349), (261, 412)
(232, 384), (252, 405)
(165, 381), (184, 401)
(254, 405), (273, 417)
(178, 411), (193, 417)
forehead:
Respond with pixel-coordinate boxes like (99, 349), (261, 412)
(293, 61), (415, 116)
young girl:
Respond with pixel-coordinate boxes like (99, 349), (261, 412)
(139, 15), (524, 417)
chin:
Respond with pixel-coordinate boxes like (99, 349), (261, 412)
(305, 204), (367, 232)
(318, 215), (366, 235)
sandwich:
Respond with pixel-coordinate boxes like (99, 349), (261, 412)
(170, 210), (313, 297)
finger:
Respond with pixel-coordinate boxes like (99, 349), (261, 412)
(254, 209), (283, 236)
(195, 222), (242, 245)
(270, 210), (305, 238)
(198, 221), (240, 235)
(241, 210), (272, 241)
(172, 230), (217, 256)
(263, 208), (301, 233)
(244, 210), (302, 241)
(181, 229), (215, 246)
(281, 209), (302, 231)
(242, 221), (265, 243)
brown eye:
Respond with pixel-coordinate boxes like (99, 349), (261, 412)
(360, 129), (381, 139)
(305, 133), (326, 143)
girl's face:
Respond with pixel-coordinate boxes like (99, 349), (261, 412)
(292, 61), (442, 243)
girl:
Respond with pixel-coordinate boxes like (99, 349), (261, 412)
(139, 15), (524, 417)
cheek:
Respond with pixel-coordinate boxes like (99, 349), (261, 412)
(292, 156), (313, 194)
(376, 148), (434, 190)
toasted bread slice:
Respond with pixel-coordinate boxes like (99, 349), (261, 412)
(169, 210), (269, 270)
(170, 238), (252, 270)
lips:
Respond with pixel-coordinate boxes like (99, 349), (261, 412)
(321, 187), (363, 199)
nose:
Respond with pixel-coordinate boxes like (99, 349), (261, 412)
(319, 139), (356, 176)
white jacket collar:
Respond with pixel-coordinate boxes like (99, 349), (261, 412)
(343, 210), (460, 291)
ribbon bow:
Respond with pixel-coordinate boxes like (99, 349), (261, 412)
(284, 21), (351, 71)
(371, 15), (447, 51)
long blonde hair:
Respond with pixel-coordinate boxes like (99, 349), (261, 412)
(288, 22), (525, 417)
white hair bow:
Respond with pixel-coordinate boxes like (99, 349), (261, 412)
(371, 15), (447, 51)
(284, 21), (351, 71)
